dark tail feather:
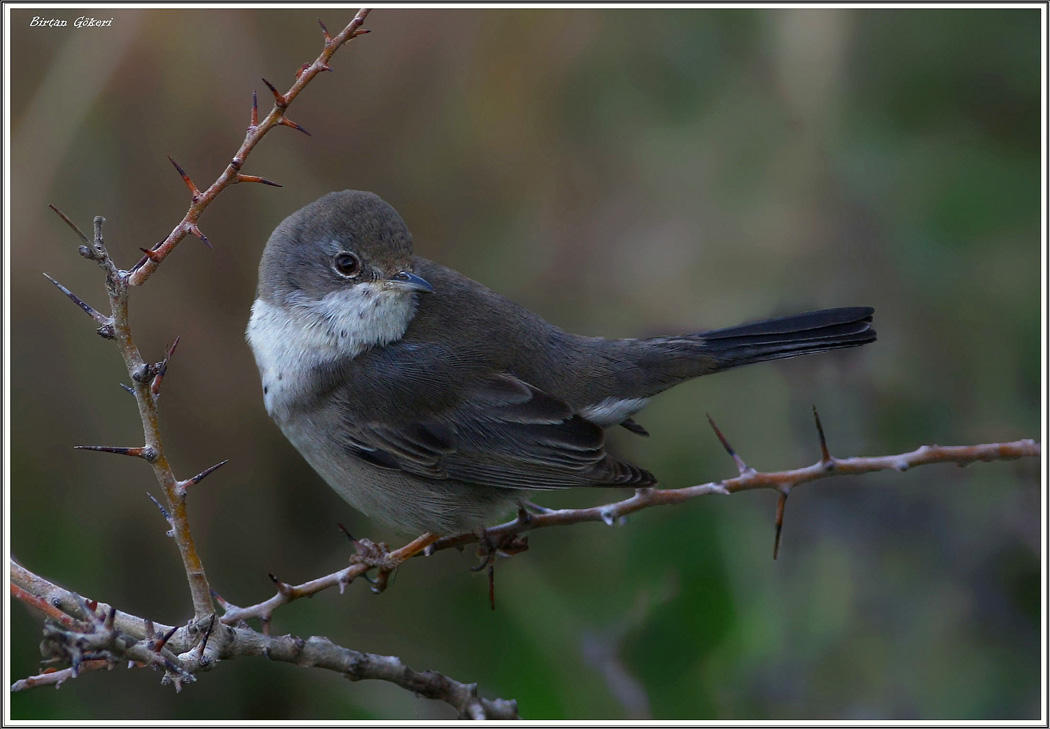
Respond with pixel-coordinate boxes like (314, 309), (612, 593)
(699, 306), (876, 370)
(622, 306), (875, 395)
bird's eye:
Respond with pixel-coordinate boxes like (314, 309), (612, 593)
(333, 252), (362, 278)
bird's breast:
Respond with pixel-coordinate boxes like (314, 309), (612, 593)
(246, 290), (417, 422)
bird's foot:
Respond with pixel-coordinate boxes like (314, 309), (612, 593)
(469, 524), (530, 610)
(347, 531), (441, 594)
(471, 527), (529, 573)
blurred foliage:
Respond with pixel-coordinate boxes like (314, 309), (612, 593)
(7, 7), (1041, 721)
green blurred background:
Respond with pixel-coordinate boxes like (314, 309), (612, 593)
(7, 7), (1042, 721)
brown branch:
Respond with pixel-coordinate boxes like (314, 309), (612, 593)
(11, 582), (81, 631)
(432, 435), (1042, 554)
(10, 561), (518, 718)
(92, 215), (212, 619)
(220, 432), (1040, 621)
(217, 533), (437, 626)
(228, 632), (517, 719)
(11, 660), (115, 692)
(125, 8), (372, 287)
(46, 9), (374, 623)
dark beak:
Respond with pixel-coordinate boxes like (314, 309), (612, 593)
(386, 270), (434, 294)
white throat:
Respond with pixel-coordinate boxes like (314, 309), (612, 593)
(246, 284), (417, 418)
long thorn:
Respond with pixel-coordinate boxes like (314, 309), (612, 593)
(48, 205), (89, 244)
(146, 492), (172, 524)
(168, 156), (200, 200)
(42, 273), (110, 326)
(773, 491), (788, 560)
(235, 174), (282, 187)
(278, 117), (311, 136)
(165, 335), (181, 362)
(706, 414), (752, 475)
(337, 523), (355, 543)
(210, 589), (234, 613)
(74, 445), (155, 461)
(250, 90), (259, 127)
(188, 224), (211, 249)
(196, 615), (216, 660)
(261, 78), (286, 107)
(812, 405), (833, 466)
(155, 625), (178, 652)
(182, 459), (229, 488)
(318, 17), (331, 44)
(488, 563), (496, 611)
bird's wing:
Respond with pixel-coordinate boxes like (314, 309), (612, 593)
(340, 373), (655, 490)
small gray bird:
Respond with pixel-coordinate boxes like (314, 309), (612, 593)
(247, 190), (875, 536)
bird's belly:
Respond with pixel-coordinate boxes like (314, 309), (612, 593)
(278, 413), (518, 535)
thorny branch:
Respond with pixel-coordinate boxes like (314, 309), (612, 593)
(126, 8), (372, 287)
(40, 10), (373, 623)
(211, 419), (1041, 624)
(434, 422), (1042, 558)
(9, 562), (519, 719)
(12, 419), (1037, 714)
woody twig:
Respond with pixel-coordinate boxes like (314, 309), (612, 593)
(10, 562), (519, 718)
(434, 417), (1040, 558)
(40, 9), (374, 623)
(206, 415), (1040, 623)
(126, 8), (371, 287)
